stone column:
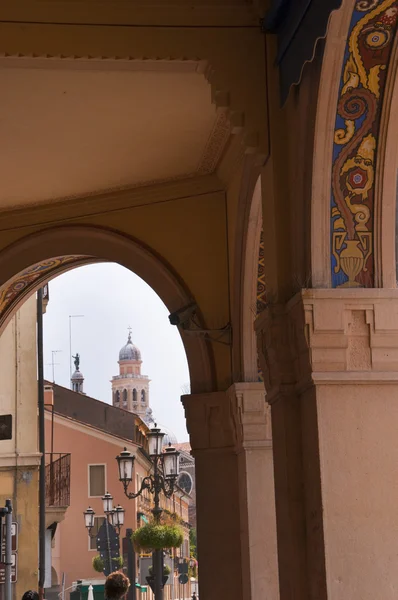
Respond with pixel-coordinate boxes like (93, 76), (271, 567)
(256, 289), (398, 600)
(182, 391), (244, 600)
(228, 382), (279, 600)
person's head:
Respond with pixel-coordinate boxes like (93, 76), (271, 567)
(22, 591), (39, 600)
(105, 572), (130, 600)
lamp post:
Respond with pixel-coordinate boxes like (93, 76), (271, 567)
(115, 425), (180, 600)
(83, 499), (125, 575)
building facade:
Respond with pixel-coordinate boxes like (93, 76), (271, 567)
(0, 296), (40, 600)
(44, 375), (190, 597)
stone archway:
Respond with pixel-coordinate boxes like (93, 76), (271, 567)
(0, 224), (215, 394)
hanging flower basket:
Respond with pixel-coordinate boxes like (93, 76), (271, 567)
(132, 523), (183, 552)
(92, 555), (105, 573)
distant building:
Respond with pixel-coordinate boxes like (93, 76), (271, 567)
(44, 334), (192, 598)
(111, 330), (150, 419)
(175, 442), (196, 527)
(44, 381), (150, 597)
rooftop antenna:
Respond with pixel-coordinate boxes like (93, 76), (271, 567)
(46, 350), (61, 383)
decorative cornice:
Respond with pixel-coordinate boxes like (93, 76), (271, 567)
(0, 2), (258, 28)
(0, 55), (208, 73)
(0, 453), (42, 468)
(0, 25), (268, 159)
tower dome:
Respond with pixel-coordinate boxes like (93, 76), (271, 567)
(119, 331), (141, 361)
(159, 424), (178, 447)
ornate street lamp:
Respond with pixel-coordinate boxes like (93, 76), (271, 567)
(83, 506), (95, 535)
(84, 497), (125, 577)
(111, 505), (125, 533)
(115, 425), (180, 600)
(163, 445), (179, 479)
(116, 448), (135, 485)
(147, 426), (165, 457)
(102, 492), (113, 515)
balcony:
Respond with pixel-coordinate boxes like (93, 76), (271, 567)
(45, 453), (71, 527)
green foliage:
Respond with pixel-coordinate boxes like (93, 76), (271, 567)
(188, 564), (198, 579)
(189, 528), (197, 559)
(112, 556), (124, 569)
(132, 523), (184, 551)
(92, 555), (105, 573)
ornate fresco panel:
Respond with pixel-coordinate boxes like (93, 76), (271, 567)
(0, 256), (89, 320)
(331, 0), (398, 288)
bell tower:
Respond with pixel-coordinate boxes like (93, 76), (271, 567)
(111, 328), (150, 418)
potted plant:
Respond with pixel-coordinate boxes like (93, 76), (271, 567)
(92, 555), (104, 573)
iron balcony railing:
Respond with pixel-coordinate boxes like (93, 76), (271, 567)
(45, 453), (71, 507)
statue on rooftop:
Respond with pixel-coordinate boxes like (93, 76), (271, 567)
(72, 353), (80, 371)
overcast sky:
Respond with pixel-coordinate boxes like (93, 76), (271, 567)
(43, 263), (190, 442)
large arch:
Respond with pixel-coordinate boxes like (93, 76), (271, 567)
(0, 224), (215, 394)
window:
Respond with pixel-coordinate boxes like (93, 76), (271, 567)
(89, 516), (105, 550)
(133, 389), (137, 403)
(177, 472), (193, 496)
(114, 391), (120, 406)
(141, 389), (146, 403)
(89, 465), (106, 497)
(123, 389), (128, 407)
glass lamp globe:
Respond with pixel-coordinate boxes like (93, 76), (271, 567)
(147, 425), (165, 457)
(116, 448), (135, 483)
(102, 492), (113, 515)
(83, 506), (95, 530)
(113, 505), (125, 528)
(163, 445), (180, 479)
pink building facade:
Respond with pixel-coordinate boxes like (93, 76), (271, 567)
(45, 385), (151, 590)
(44, 382), (191, 598)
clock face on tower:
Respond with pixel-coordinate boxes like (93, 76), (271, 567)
(177, 471), (193, 495)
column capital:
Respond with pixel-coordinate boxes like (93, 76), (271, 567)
(254, 296), (312, 402)
(255, 289), (398, 401)
(182, 391), (236, 454)
(227, 383), (272, 449)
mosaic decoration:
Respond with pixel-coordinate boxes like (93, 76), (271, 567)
(0, 256), (87, 319)
(256, 230), (266, 382)
(256, 230), (267, 314)
(331, 0), (398, 287)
